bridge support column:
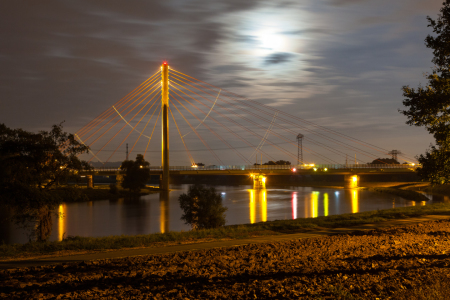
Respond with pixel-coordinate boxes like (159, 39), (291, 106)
(87, 175), (94, 189)
(344, 175), (359, 189)
(161, 62), (170, 191)
(252, 174), (266, 189)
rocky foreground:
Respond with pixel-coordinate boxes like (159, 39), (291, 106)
(2, 220), (450, 299)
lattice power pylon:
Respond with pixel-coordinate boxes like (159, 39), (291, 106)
(388, 149), (402, 161)
(297, 133), (304, 165)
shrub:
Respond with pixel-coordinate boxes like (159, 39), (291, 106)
(109, 183), (119, 194)
(178, 184), (228, 229)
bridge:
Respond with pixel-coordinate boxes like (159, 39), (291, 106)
(82, 163), (418, 189)
(74, 63), (419, 190)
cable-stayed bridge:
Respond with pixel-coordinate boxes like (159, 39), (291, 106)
(75, 63), (418, 189)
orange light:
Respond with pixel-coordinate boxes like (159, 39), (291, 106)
(292, 168), (296, 172)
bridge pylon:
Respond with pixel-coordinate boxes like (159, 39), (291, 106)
(161, 62), (170, 191)
(252, 174), (266, 189)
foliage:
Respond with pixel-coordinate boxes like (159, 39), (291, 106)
(178, 184), (228, 229)
(109, 183), (119, 194)
(0, 123), (90, 241)
(400, 1), (450, 184)
(254, 160), (292, 166)
(368, 158), (399, 164)
(416, 145), (450, 184)
(120, 154), (150, 193)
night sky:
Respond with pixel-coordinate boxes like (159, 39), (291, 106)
(0, 1), (442, 165)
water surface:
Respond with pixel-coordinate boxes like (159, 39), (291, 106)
(0, 184), (427, 244)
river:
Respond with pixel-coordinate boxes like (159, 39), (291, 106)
(0, 184), (428, 244)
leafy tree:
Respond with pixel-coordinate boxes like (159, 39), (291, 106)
(261, 160), (291, 165)
(178, 185), (227, 229)
(368, 158), (399, 165)
(400, 1), (450, 184)
(0, 123), (90, 241)
(120, 154), (150, 192)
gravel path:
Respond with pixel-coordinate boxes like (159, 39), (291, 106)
(2, 219), (450, 299)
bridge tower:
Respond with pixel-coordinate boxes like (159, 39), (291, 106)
(161, 62), (170, 191)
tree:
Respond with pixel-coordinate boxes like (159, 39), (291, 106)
(178, 185), (227, 229)
(258, 160), (292, 165)
(0, 123), (90, 241)
(368, 158), (399, 165)
(120, 154), (150, 193)
(400, 1), (450, 184)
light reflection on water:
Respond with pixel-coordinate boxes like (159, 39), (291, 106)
(248, 189), (267, 224)
(1, 184), (427, 244)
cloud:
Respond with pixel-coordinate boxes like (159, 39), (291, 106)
(213, 64), (262, 73)
(328, 0), (365, 6)
(260, 81), (309, 87)
(281, 28), (331, 35)
(264, 52), (295, 65)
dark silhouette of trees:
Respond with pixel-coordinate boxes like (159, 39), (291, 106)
(120, 154), (150, 193)
(368, 158), (399, 165)
(401, 1), (450, 184)
(254, 160), (292, 166)
(0, 123), (90, 241)
(178, 185), (227, 229)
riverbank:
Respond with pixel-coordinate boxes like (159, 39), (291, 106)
(55, 185), (160, 202)
(2, 217), (450, 299)
(3, 201), (450, 260)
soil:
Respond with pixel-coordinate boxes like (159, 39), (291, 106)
(1, 219), (450, 299)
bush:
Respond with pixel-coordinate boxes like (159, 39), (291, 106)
(109, 183), (119, 194)
(178, 184), (228, 230)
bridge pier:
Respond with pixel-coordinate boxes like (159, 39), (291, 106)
(344, 175), (359, 188)
(87, 175), (94, 188)
(252, 174), (266, 189)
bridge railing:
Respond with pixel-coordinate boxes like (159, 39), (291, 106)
(86, 163), (418, 173)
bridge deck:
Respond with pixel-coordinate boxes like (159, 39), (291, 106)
(82, 164), (418, 176)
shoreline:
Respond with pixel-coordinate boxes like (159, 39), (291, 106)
(3, 198), (450, 261)
(4, 217), (450, 298)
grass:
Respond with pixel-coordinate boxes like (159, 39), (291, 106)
(2, 202), (450, 259)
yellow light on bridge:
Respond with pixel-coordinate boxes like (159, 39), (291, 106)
(324, 168), (328, 171)
(262, 176), (266, 183)
(313, 168), (317, 171)
(352, 175), (358, 182)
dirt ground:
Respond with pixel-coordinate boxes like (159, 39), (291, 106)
(1, 219), (450, 299)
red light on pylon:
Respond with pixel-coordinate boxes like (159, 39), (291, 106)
(163, 61), (167, 65)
